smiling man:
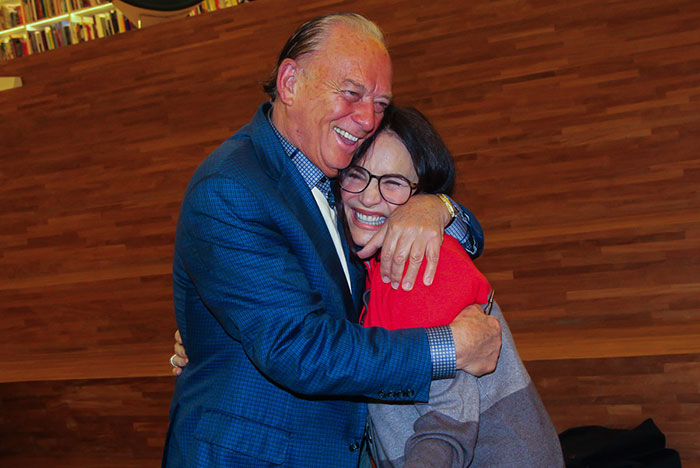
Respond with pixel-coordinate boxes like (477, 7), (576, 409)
(273, 20), (392, 177)
(162, 13), (501, 468)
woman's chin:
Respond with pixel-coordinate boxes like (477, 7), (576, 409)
(348, 216), (388, 249)
(350, 232), (373, 249)
(351, 238), (369, 249)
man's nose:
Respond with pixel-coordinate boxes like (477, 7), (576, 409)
(353, 100), (376, 132)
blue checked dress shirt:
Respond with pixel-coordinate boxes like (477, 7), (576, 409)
(267, 111), (456, 379)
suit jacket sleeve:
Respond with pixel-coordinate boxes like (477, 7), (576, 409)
(177, 172), (433, 400)
(445, 198), (484, 260)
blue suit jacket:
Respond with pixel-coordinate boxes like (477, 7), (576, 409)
(162, 103), (436, 468)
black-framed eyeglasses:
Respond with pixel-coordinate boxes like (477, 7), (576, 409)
(339, 165), (418, 206)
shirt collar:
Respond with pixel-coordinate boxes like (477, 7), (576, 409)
(267, 106), (334, 204)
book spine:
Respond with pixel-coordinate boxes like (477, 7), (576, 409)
(115, 9), (126, 32)
(37, 0), (45, 21)
(61, 23), (70, 45)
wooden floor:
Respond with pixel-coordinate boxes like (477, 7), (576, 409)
(1, 0), (699, 465)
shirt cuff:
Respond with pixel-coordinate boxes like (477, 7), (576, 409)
(442, 195), (479, 258)
(425, 325), (457, 380)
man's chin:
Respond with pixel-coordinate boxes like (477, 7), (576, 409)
(331, 151), (357, 174)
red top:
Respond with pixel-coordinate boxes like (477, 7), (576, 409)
(362, 235), (491, 330)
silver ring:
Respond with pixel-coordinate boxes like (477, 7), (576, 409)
(170, 353), (178, 368)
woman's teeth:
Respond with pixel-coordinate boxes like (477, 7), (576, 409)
(355, 211), (386, 226)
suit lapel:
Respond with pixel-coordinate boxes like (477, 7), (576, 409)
(277, 166), (356, 315)
(243, 103), (356, 318)
(334, 214), (366, 323)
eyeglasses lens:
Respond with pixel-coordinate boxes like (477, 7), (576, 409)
(340, 167), (411, 205)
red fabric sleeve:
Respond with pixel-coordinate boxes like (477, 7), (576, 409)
(364, 236), (491, 330)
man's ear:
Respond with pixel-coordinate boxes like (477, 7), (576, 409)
(276, 58), (298, 106)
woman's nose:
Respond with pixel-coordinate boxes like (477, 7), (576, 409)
(359, 178), (382, 206)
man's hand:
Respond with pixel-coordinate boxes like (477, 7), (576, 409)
(171, 329), (189, 376)
(357, 194), (452, 291)
(450, 305), (502, 376)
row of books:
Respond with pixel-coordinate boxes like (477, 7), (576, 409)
(0, 8), (134, 60)
(1, 0), (106, 26)
(0, 35), (23, 58)
(1, 0), (255, 61)
(2, 0), (254, 27)
(2, 0), (256, 32)
(0, 3), (23, 29)
(190, 0), (252, 16)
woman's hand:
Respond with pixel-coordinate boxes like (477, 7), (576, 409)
(170, 329), (189, 376)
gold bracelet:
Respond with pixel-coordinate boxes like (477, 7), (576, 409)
(437, 193), (456, 221)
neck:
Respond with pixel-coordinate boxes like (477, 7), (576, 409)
(270, 101), (299, 148)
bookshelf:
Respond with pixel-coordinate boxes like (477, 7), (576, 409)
(0, 1), (137, 61)
(0, 0), (252, 61)
(190, 0), (248, 16)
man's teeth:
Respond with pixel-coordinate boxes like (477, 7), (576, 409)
(334, 127), (359, 143)
(355, 211), (386, 226)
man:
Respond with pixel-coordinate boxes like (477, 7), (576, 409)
(162, 13), (501, 468)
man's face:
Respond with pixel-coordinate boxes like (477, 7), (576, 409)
(288, 25), (392, 178)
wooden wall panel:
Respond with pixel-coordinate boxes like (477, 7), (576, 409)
(1, 0), (698, 465)
(0, 377), (172, 468)
(529, 354), (700, 464)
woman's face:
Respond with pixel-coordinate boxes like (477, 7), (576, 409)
(341, 131), (419, 247)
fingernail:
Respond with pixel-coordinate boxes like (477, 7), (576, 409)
(391, 281), (399, 290)
(383, 276), (390, 283)
(424, 276), (434, 286)
(402, 281), (412, 291)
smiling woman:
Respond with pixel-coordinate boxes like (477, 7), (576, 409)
(340, 132), (419, 247)
(337, 105), (564, 468)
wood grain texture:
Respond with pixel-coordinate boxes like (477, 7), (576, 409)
(529, 354), (700, 464)
(1, 0), (698, 465)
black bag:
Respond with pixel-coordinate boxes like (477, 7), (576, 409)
(559, 418), (681, 468)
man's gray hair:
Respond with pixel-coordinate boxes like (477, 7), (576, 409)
(262, 12), (385, 100)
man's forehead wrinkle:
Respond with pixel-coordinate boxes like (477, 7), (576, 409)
(343, 78), (367, 91)
(324, 79), (344, 92)
(309, 29), (392, 99)
(341, 68), (392, 97)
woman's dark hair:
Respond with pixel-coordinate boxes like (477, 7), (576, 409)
(354, 105), (455, 196)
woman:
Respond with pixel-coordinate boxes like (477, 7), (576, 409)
(173, 105), (564, 467)
(338, 105), (563, 468)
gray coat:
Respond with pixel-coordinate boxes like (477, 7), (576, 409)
(368, 302), (565, 468)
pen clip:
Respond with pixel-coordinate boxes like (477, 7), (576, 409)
(484, 289), (495, 315)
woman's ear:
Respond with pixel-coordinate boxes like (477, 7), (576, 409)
(276, 58), (298, 106)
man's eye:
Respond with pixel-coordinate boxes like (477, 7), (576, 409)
(343, 90), (360, 100)
(374, 102), (389, 113)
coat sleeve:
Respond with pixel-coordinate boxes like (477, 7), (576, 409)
(177, 173), (433, 400)
(403, 373), (480, 468)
